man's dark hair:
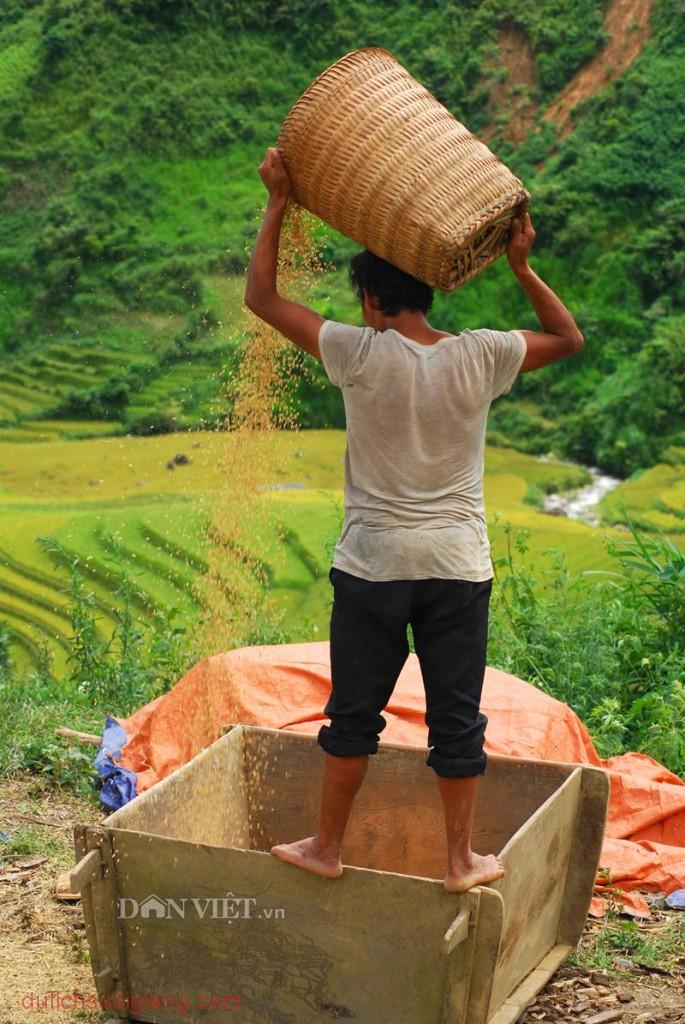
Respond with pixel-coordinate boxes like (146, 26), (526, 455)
(349, 250), (434, 316)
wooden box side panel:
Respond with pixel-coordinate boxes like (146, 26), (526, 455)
(110, 828), (465, 1024)
(75, 826), (131, 1014)
(486, 768), (583, 1015)
(486, 944), (573, 1024)
(475, 757), (575, 863)
(463, 887), (504, 1024)
(244, 728), (572, 879)
(557, 766), (609, 947)
(105, 727), (249, 848)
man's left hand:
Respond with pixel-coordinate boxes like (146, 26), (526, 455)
(258, 147), (290, 201)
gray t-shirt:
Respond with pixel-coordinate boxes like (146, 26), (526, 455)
(318, 320), (527, 582)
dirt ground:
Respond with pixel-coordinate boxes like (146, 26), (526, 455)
(481, 22), (539, 146)
(1, 775), (683, 1024)
(0, 777), (102, 1024)
(521, 959), (685, 1023)
(481, 0), (654, 148)
(543, 0), (653, 135)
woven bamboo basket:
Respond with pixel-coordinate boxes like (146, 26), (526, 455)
(278, 47), (529, 291)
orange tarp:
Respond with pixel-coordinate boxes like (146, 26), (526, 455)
(116, 642), (685, 916)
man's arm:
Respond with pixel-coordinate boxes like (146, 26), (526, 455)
(243, 147), (323, 361)
(507, 211), (584, 372)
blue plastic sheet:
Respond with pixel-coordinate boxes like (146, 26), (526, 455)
(94, 715), (137, 810)
(665, 888), (685, 910)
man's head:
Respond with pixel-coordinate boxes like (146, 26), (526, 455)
(349, 250), (434, 329)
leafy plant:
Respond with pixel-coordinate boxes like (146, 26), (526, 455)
(570, 906), (685, 973)
(489, 517), (685, 775)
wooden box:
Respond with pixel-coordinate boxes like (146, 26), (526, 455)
(73, 724), (608, 1024)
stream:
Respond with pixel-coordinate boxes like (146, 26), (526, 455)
(542, 464), (621, 527)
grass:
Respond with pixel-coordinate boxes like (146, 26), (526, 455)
(571, 908), (685, 974)
(0, 420), (122, 443)
(0, 825), (66, 867)
(0, 500), (204, 673)
(0, 339), (158, 428)
(140, 149), (264, 253)
(48, 520), (196, 618)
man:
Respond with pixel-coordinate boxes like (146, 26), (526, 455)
(245, 147), (584, 893)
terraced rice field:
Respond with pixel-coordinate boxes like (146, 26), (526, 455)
(0, 277), (254, 445)
(0, 426), (654, 678)
(124, 355), (228, 426)
(599, 461), (685, 534)
(0, 341), (152, 430)
(0, 288), (243, 437)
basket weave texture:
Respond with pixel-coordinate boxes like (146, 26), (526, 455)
(278, 48), (529, 291)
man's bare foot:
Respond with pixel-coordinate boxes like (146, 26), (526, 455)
(444, 852), (506, 893)
(270, 836), (343, 879)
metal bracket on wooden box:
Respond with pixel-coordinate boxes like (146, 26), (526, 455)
(70, 848), (103, 893)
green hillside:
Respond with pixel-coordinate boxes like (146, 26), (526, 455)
(0, 0), (682, 471)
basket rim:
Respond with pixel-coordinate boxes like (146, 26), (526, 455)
(277, 47), (399, 154)
(436, 189), (530, 290)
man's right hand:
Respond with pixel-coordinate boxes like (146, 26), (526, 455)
(506, 210), (536, 274)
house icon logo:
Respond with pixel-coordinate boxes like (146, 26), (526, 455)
(119, 895), (170, 920)
(139, 895), (168, 919)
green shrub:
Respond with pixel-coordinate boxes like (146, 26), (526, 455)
(561, 316), (685, 475)
(486, 404), (557, 456)
(55, 378), (131, 420)
(125, 410), (183, 435)
(489, 517), (685, 775)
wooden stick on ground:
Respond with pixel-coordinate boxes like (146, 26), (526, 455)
(56, 727), (101, 746)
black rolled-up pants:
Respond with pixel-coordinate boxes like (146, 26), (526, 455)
(317, 567), (493, 778)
